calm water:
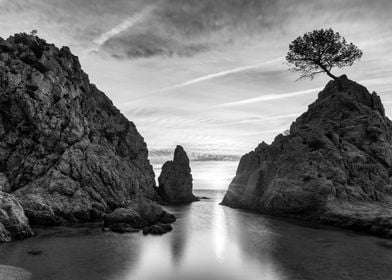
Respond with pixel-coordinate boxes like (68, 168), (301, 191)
(1, 190), (392, 280)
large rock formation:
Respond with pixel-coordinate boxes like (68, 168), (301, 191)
(222, 76), (392, 238)
(0, 33), (164, 232)
(157, 145), (198, 204)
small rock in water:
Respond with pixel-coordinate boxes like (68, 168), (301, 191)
(27, 250), (43, 256)
(143, 224), (173, 235)
(377, 241), (392, 249)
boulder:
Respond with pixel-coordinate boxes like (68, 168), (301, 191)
(0, 33), (161, 229)
(222, 76), (392, 238)
(0, 223), (11, 242)
(103, 198), (176, 234)
(0, 192), (34, 242)
(104, 207), (144, 228)
(142, 224), (173, 235)
(157, 146), (198, 203)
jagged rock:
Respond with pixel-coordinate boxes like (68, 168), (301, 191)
(157, 145), (198, 204)
(0, 223), (11, 242)
(104, 207), (145, 228)
(0, 192), (34, 242)
(0, 33), (166, 230)
(142, 223), (173, 235)
(0, 173), (10, 192)
(222, 76), (392, 238)
(160, 211), (177, 224)
(103, 198), (176, 234)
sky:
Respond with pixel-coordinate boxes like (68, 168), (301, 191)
(1, 0), (392, 161)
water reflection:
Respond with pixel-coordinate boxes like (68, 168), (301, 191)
(122, 191), (285, 280)
(1, 190), (392, 280)
(212, 202), (227, 262)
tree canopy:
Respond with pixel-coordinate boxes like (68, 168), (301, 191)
(286, 28), (363, 80)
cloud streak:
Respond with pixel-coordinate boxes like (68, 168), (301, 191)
(93, 4), (156, 48)
(148, 58), (283, 94)
(217, 87), (323, 107)
(121, 57), (283, 108)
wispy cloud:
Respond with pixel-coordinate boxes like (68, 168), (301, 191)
(91, 4), (156, 50)
(217, 87), (323, 107)
(121, 57), (283, 108)
(148, 58), (282, 94)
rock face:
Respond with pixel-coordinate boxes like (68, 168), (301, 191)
(0, 33), (160, 228)
(222, 76), (392, 238)
(0, 192), (34, 242)
(157, 145), (198, 204)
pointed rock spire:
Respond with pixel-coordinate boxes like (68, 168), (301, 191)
(158, 145), (198, 204)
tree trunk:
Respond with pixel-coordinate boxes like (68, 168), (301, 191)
(317, 64), (342, 89)
(325, 70), (338, 80)
(318, 64), (338, 80)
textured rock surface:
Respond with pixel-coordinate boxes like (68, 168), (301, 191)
(222, 76), (392, 238)
(0, 33), (160, 227)
(0, 192), (33, 242)
(103, 198), (176, 227)
(157, 145), (198, 204)
(143, 223), (173, 235)
(103, 198), (176, 234)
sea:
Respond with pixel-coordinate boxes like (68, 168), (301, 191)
(1, 161), (392, 280)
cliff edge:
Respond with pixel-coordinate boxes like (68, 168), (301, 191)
(0, 33), (167, 239)
(222, 76), (392, 238)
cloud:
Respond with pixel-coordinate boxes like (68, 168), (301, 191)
(93, 4), (156, 48)
(149, 149), (241, 164)
(217, 87), (323, 107)
(97, 0), (283, 59)
(120, 57), (282, 106)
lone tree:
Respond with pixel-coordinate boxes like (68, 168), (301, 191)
(286, 28), (363, 80)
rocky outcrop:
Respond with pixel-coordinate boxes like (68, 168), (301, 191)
(0, 33), (164, 231)
(157, 146), (198, 204)
(0, 192), (34, 242)
(103, 198), (175, 234)
(222, 76), (392, 238)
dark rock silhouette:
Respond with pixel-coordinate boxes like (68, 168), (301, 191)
(157, 145), (198, 204)
(142, 223), (173, 235)
(222, 76), (392, 238)
(103, 198), (176, 234)
(0, 33), (173, 238)
(0, 192), (34, 242)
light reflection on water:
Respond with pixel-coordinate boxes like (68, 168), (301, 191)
(123, 192), (284, 280)
(0, 190), (392, 280)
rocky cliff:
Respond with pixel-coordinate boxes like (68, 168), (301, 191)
(222, 76), (392, 238)
(157, 145), (198, 204)
(0, 33), (164, 237)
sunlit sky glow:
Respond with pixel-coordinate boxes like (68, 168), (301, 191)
(1, 0), (392, 159)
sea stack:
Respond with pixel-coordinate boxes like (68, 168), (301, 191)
(157, 145), (198, 204)
(222, 76), (392, 238)
(0, 33), (174, 240)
